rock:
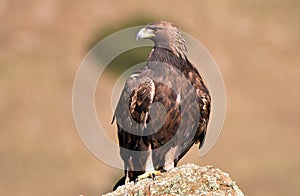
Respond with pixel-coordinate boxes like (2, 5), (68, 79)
(103, 163), (244, 196)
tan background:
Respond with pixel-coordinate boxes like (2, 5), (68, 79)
(1, 0), (299, 195)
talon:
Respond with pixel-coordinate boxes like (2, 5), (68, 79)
(137, 170), (162, 182)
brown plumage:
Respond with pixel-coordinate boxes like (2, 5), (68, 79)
(113, 21), (211, 190)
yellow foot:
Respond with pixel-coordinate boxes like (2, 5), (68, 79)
(136, 170), (162, 182)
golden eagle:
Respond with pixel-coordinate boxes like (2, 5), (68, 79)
(112, 21), (211, 190)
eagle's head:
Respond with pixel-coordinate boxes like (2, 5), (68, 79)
(136, 21), (187, 58)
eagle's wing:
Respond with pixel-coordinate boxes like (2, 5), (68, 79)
(128, 77), (155, 127)
(113, 72), (155, 179)
(114, 74), (155, 132)
(186, 63), (211, 149)
(197, 89), (211, 148)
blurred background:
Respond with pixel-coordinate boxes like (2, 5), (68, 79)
(1, 0), (299, 195)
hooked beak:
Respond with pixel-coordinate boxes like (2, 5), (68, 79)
(136, 27), (155, 41)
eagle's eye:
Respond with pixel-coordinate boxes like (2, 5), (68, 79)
(147, 27), (157, 32)
(151, 26), (164, 32)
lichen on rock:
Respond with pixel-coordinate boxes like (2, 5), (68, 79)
(103, 163), (244, 196)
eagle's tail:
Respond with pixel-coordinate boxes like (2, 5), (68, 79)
(113, 176), (126, 191)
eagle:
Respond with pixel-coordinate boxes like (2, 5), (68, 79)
(112, 21), (211, 190)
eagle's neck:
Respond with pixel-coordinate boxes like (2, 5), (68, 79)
(148, 47), (188, 70)
(147, 47), (201, 84)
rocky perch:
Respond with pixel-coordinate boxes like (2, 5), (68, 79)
(103, 163), (244, 196)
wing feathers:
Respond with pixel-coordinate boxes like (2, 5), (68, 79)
(129, 77), (155, 126)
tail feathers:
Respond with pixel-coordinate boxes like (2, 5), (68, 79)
(113, 176), (126, 191)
